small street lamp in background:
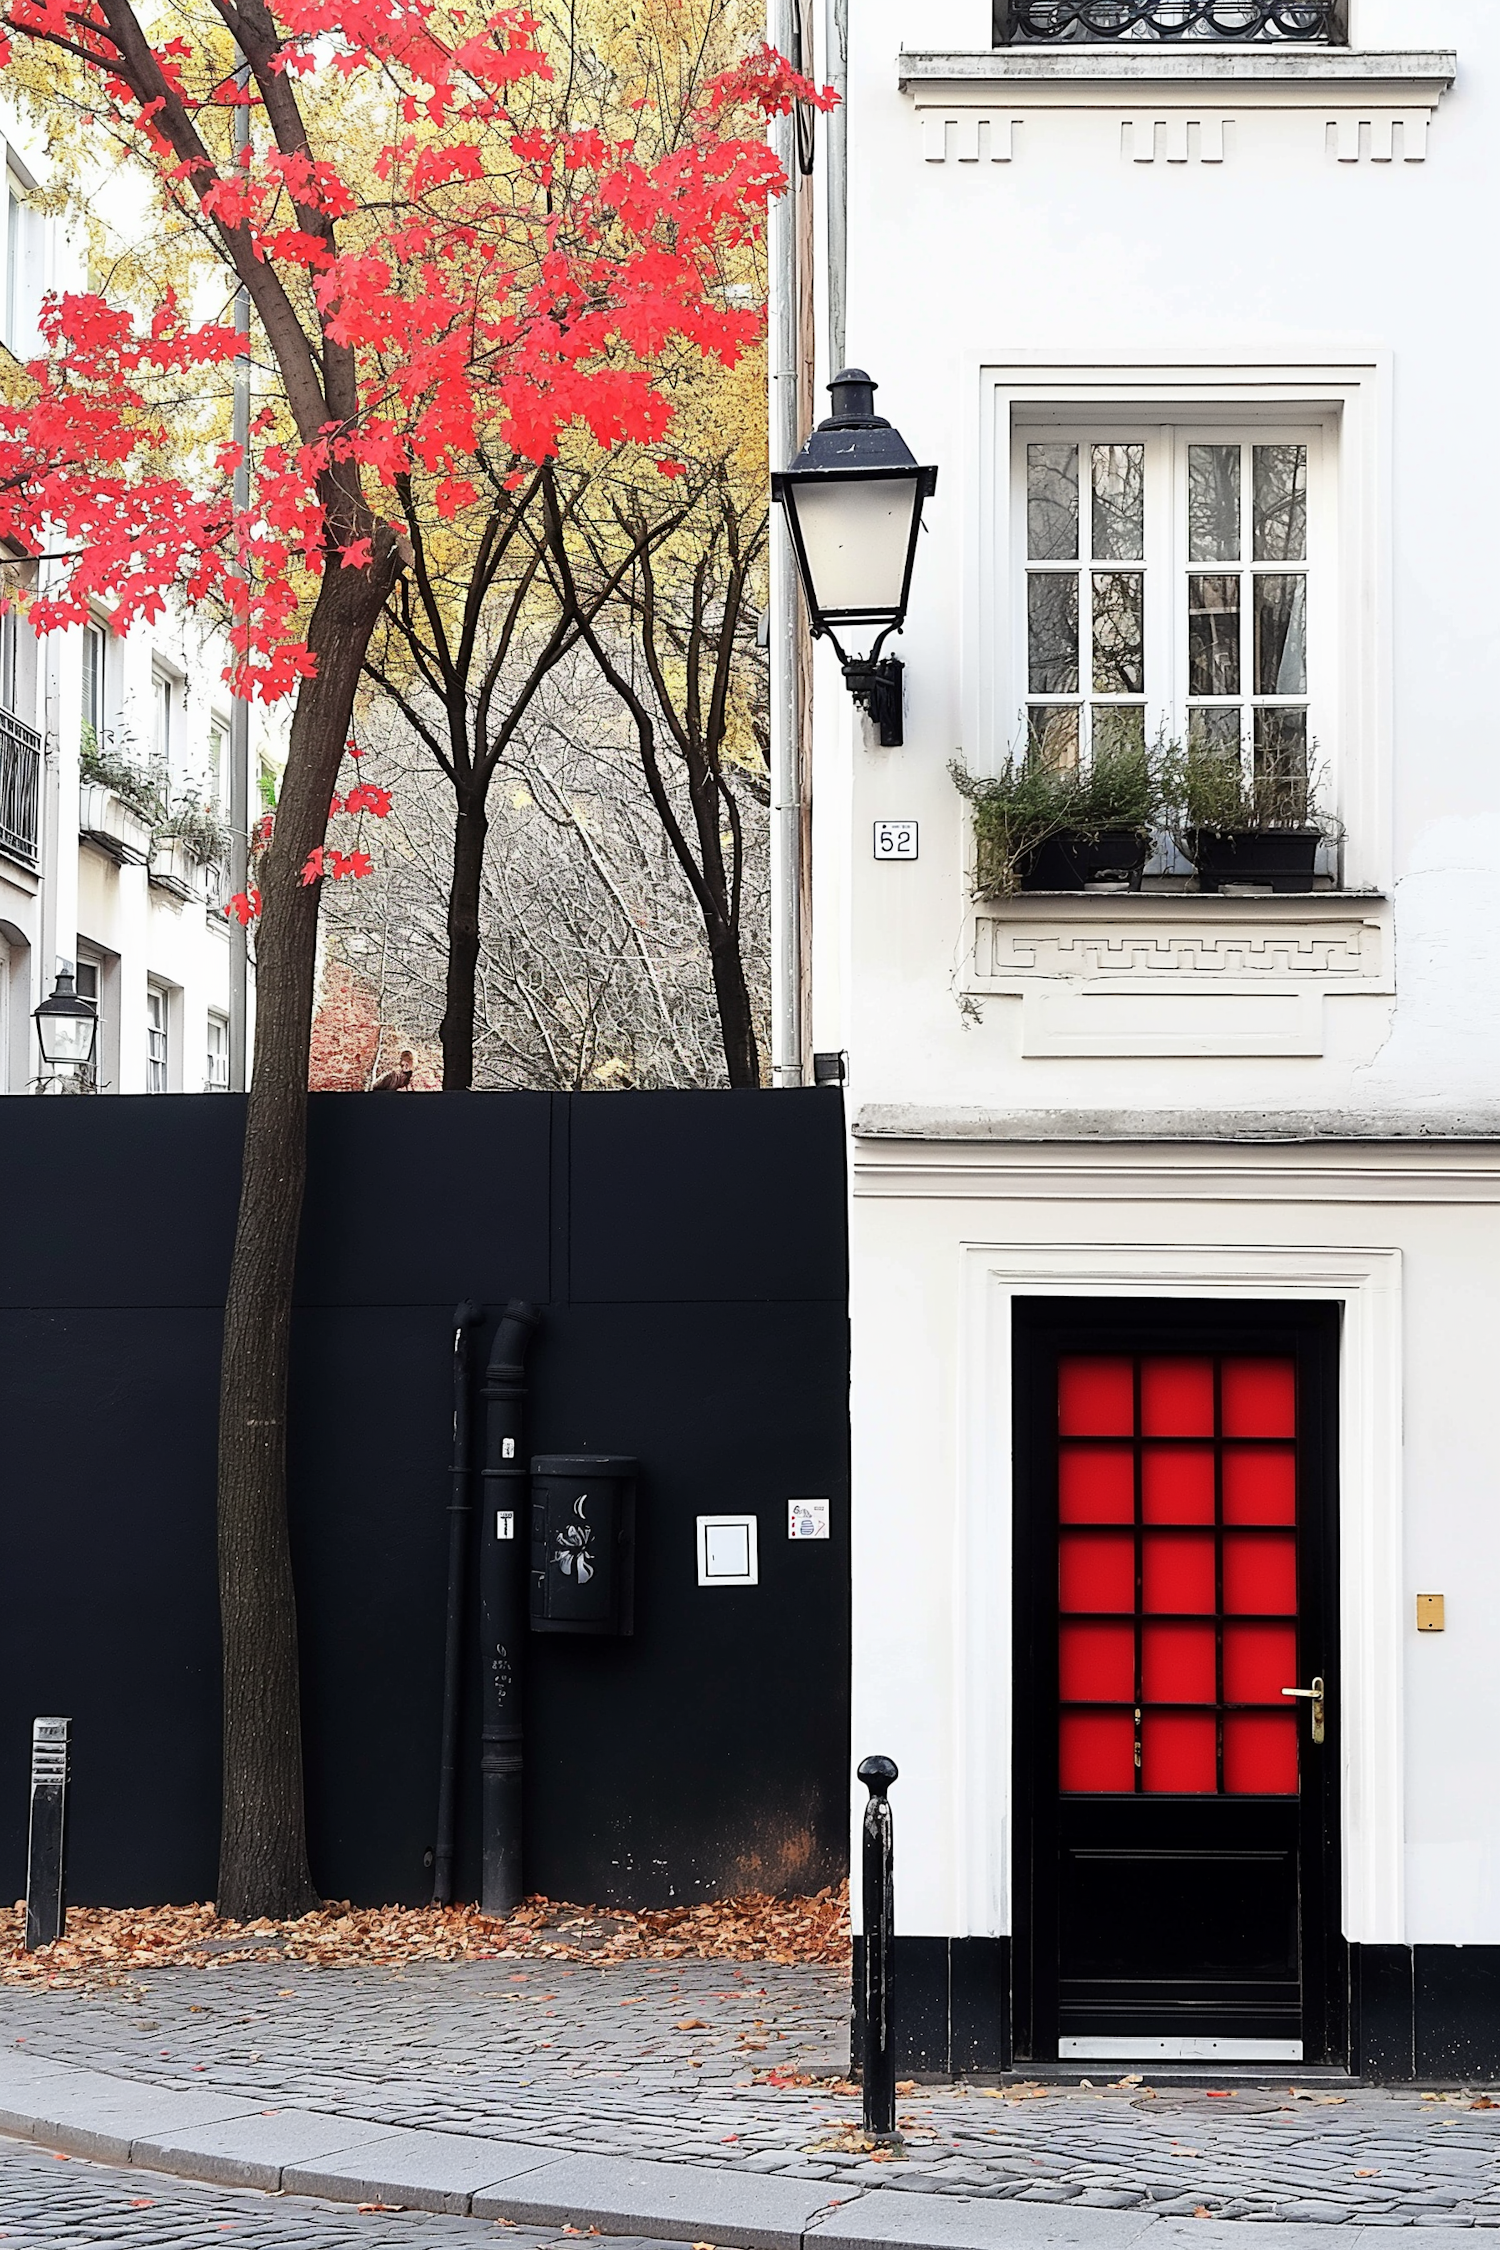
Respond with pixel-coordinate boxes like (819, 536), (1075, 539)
(33, 966), (97, 1092)
(771, 369), (938, 747)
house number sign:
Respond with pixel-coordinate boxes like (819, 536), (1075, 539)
(873, 820), (918, 861)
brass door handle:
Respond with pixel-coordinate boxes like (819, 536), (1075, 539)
(1281, 1676), (1325, 1745)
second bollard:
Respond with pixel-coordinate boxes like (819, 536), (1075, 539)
(25, 1718), (70, 1951)
(858, 1753), (899, 2141)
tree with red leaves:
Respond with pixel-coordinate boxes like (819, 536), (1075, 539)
(0, 0), (824, 1916)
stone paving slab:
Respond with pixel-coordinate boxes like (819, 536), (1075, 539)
(129, 2102), (394, 2190)
(283, 2124), (562, 2214)
(473, 2150), (857, 2248)
(806, 2191), (1160, 2250)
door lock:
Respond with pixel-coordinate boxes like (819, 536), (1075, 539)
(1281, 1676), (1325, 1745)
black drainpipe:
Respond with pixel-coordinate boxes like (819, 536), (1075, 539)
(479, 1299), (539, 1914)
(432, 1301), (483, 1905)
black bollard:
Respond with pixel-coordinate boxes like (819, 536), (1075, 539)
(858, 1754), (898, 2141)
(479, 1301), (539, 1916)
(25, 1718), (70, 1951)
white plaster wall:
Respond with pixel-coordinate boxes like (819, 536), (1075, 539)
(822, 0), (1498, 1120)
(849, 1152), (1500, 1945)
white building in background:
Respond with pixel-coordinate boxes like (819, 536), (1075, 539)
(800, 0), (1500, 2082)
(0, 120), (277, 1095)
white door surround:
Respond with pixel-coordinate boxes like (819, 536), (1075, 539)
(957, 1240), (1403, 1945)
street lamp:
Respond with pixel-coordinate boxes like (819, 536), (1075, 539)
(771, 369), (938, 747)
(34, 967), (97, 1090)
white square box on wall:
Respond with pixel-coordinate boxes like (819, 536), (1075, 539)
(697, 1514), (758, 1587)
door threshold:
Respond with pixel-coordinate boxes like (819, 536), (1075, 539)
(984, 2064), (1361, 2089)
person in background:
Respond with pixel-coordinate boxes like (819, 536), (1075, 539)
(372, 1049), (415, 1092)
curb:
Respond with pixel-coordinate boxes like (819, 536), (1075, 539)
(0, 2052), (1485, 2250)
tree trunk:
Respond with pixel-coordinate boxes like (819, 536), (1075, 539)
(216, 545), (400, 1923)
(707, 917), (761, 1089)
(440, 788), (488, 1091)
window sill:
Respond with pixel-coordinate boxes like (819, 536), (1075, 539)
(977, 886), (1384, 904)
(898, 49), (1455, 94)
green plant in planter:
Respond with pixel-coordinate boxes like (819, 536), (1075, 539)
(1166, 731), (1341, 893)
(156, 793), (232, 864)
(79, 729), (164, 824)
(952, 726), (1161, 897)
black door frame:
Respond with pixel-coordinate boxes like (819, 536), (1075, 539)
(1011, 1297), (1345, 2067)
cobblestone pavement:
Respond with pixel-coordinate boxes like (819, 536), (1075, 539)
(0, 2134), (684, 2247)
(6, 1961), (1500, 2223)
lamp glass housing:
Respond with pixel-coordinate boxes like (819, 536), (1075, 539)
(35, 972), (98, 1070)
(784, 474), (922, 630)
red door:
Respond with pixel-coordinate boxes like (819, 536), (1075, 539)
(1013, 1304), (1340, 2066)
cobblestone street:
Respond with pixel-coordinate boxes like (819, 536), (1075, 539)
(6, 1961), (1500, 2225)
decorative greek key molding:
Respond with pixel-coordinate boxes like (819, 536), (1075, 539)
(922, 113), (1021, 162)
(1124, 115), (1229, 162)
(974, 913), (1381, 982)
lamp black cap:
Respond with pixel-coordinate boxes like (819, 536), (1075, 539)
(777, 367), (934, 482)
(823, 369), (888, 430)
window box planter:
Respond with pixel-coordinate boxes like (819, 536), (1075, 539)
(1188, 828), (1322, 894)
(1019, 825), (1147, 893)
(148, 833), (199, 901)
(78, 780), (152, 865)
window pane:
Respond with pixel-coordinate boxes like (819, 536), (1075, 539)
(1091, 705), (1146, 760)
(1189, 444), (1241, 564)
(1027, 704), (1079, 772)
(1188, 574), (1241, 698)
(1254, 444), (1307, 562)
(1029, 574), (1079, 694)
(1092, 444), (1144, 563)
(1255, 575), (1306, 695)
(1189, 707), (1242, 759)
(1253, 709), (1309, 820)
(1092, 573), (1144, 694)
(1028, 443), (1079, 562)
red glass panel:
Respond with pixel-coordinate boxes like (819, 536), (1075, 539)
(1059, 1358), (1135, 1437)
(1223, 1446), (1296, 1525)
(1060, 1531), (1135, 1613)
(1223, 1621), (1298, 1705)
(1140, 1358), (1215, 1437)
(1142, 1710), (1217, 1794)
(1142, 1529), (1215, 1614)
(1059, 1445), (1135, 1524)
(1224, 1709), (1299, 1795)
(1142, 1621), (1216, 1704)
(1142, 1446), (1215, 1524)
(1222, 1358), (1296, 1438)
(1060, 1710), (1136, 1792)
(1223, 1531), (1297, 1615)
(1060, 1621), (1135, 1703)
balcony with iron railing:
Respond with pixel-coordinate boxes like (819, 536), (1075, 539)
(0, 703), (41, 869)
(995, 0), (1346, 40)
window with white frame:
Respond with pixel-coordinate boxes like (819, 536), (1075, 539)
(206, 1011), (229, 1091)
(1019, 425), (1318, 809)
(146, 981), (168, 1092)
(208, 715), (228, 811)
(152, 665), (178, 783)
(82, 618), (109, 752)
(4, 179), (40, 357)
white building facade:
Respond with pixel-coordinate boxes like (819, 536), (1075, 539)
(813, 0), (1499, 2078)
(0, 123), (271, 1097)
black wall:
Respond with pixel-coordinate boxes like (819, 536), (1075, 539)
(0, 1089), (851, 1912)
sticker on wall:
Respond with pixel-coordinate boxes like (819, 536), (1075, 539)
(873, 820), (918, 861)
(697, 1514), (758, 1587)
(788, 1499), (830, 1541)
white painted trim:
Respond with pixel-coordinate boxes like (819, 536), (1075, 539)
(899, 50), (1457, 98)
(957, 1240), (1403, 1945)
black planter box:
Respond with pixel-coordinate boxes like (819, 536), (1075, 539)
(1189, 828), (1322, 894)
(1019, 827), (1146, 893)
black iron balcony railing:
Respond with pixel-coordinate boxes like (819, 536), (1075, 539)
(996, 0), (1346, 40)
(0, 704), (40, 867)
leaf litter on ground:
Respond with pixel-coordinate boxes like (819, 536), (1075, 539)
(1, 1884), (849, 1988)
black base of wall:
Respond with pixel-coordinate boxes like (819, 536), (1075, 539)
(850, 1942), (1500, 2083)
(1352, 1945), (1500, 2082)
(852, 1936), (1012, 2076)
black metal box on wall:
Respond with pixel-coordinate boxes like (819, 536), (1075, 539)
(530, 1454), (636, 1635)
